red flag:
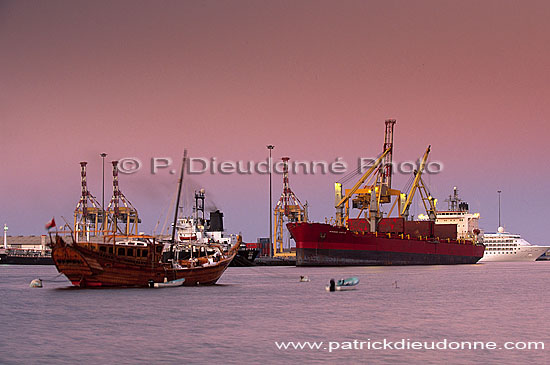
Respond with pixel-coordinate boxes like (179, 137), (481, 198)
(45, 217), (56, 230)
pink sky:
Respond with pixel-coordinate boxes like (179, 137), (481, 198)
(1, 1), (550, 244)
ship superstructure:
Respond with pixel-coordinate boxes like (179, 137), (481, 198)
(435, 187), (480, 240)
(171, 190), (258, 266)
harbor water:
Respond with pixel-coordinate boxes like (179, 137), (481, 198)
(1, 263), (549, 364)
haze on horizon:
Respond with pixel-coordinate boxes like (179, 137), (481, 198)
(1, 0), (550, 244)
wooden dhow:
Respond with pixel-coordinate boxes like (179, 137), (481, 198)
(50, 152), (238, 288)
(50, 234), (238, 287)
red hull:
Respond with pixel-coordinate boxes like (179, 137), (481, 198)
(287, 222), (485, 266)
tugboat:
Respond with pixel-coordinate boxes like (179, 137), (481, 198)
(171, 190), (258, 267)
(49, 155), (238, 288)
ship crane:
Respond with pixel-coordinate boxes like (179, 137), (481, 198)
(273, 157), (308, 256)
(400, 146), (437, 221)
(335, 119), (403, 231)
(334, 147), (390, 228)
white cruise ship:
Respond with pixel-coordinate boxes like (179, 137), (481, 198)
(479, 227), (550, 262)
(434, 187), (549, 262)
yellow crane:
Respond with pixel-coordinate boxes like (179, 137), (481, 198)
(335, 147), (393, 227)
(334, 119), (403, 230)
(333, 120), (437, 232)
(400, 146), (437, 220)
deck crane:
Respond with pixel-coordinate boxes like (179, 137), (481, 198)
(334, 147), (390, 228)
(273, 157), (308, 256)
(334, 120), (404, 231)
(400, 146), (437, 221)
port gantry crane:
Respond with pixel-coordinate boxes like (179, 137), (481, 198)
(273, 157), (308, 257)
(74, 160), (140, 242)
(74, 161), (104, 242)
(105, 160), (140, 238)
(334, 120), (437, 232)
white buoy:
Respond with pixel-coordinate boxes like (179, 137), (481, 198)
(30, 278), (43, 288)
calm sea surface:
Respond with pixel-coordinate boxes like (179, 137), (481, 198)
(1, 262), (549, 364)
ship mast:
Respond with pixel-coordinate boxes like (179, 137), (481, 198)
(171, 150), (188, 245)
(445, 186), (462, 211)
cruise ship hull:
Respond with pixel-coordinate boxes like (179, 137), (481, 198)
(288, 222), (485, 266)
(479, 245), (550, 262)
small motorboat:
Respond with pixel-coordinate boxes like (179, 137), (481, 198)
(148, 278), (185, 288)
(337, 277), (359, 287)
(299, 275), (310, 282)
(326, 277), (359, 292)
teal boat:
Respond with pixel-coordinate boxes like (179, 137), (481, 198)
(326, 277), (360, 291)
(336, 277), (359, 287)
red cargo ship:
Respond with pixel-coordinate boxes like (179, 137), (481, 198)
(288, 219), (485, 266)
(287, 119), (485, 266)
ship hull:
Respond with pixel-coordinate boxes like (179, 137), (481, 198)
(288, 222), (485, 266)
(479, 245), (550, 262)
(0, 252), (53, 265)
(230, 248), (260, 267)
(50, 236), (235, 288)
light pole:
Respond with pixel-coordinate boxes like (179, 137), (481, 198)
(267, 145), (274, 257)
(3, 224), (7, 249)
(101, 153), (107, 233)
(497, 190), (502, 228)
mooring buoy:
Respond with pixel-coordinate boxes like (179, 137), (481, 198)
(29, 278), (43, 288)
